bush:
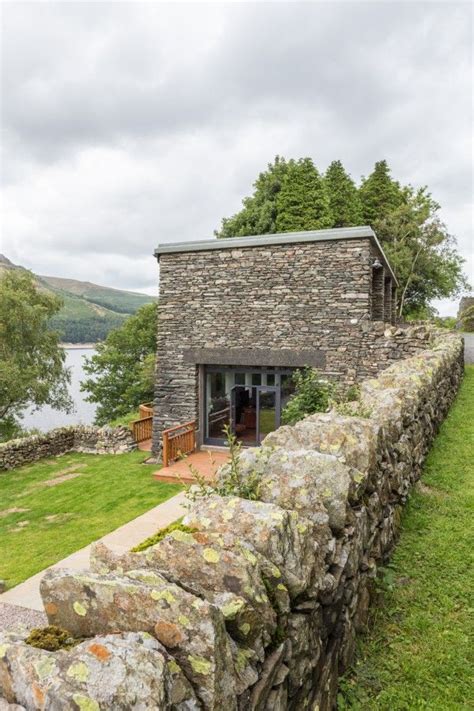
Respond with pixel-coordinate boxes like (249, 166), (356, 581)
(281, 368), (333, 426)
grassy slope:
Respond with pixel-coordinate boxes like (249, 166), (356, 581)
(0, 451), (179, 589)
(338, 366), (474, 710)
(40, 275), (153, 314)
(0, 257), (154, 342)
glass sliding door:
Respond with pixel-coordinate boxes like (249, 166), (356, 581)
(204, 366), (293, 446)
(257, 388), (278, 444)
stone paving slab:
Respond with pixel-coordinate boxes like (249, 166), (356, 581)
(0, 492), (187, 613)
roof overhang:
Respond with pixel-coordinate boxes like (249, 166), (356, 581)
(154, 226), (398, 286)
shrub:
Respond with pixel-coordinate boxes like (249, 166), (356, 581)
(281, 368), (333, 425)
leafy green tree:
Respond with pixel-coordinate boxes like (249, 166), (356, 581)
(359, 159), (404, 225)
(216, 156), (291, 238)
(374, 187), (469, 317)
(0, 269), (72, 438)
(281, 368), (333, 425)
(324, 160), (363, 227)
(81, 303), (157, 425)
(275, 158), (333, 232)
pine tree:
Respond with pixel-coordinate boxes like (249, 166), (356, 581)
(359, 159), (404, 226)
(215, 156), (291, 238)
(324, 160), (363, 227)
(275, 158), (333, 232)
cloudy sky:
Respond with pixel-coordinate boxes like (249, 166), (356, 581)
(1, 1), (472, 314)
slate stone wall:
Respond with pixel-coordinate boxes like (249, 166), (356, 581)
(0, 332), (463, 711)
(0, 426), (136, 472)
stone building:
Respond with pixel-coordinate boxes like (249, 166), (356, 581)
(151, 226), (401, 453)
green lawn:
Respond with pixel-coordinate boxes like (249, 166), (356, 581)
(0, 451), (180, 589)
(338, 365), (474, 710)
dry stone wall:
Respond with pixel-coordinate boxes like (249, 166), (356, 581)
(0, 426), (136, 472)
(0, 332), (464, 710)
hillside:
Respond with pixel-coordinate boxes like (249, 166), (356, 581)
(0, 254), (155, 343)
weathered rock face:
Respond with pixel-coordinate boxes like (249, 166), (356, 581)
(181, 495), (316, 599)
(1, 331), (464, 710)
(0, 426), (136, 472)
(40, 569), (235, 710)
(0, 630), (199, 710)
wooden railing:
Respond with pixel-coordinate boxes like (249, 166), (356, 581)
(130, 415), (153, 443)
(162, 420), (196, 468)
(139, 403), (153, 419)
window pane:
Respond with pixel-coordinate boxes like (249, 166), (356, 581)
(207, 372), (230, 439)
(251, 373), (261, 386)
(266, 374), (275, 386)
(235, 372), (246, 385)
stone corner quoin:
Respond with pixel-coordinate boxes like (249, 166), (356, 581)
(0, 329), (465, 710)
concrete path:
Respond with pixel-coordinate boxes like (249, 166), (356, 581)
(0, 491), (187, 613)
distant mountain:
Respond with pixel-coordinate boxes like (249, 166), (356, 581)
(0, 254), (155, 343)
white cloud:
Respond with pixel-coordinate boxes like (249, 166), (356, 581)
(0, 1), (472, 314)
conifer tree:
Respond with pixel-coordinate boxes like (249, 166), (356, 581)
(215, 156), (291, 238)
(324, 160), (363, 227)
(359, 159), (404, 225)
(275, 158), (333, 232)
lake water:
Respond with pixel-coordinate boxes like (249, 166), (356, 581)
(22, 348), (97, 431)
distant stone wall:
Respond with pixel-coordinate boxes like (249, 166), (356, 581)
(0, 425), (136, 472)
(0, 331), (464, 710)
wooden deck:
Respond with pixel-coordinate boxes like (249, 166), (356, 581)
(153, 449), (230, 485)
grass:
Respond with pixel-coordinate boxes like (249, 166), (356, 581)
(0, 450), (180, 589)
(338, 365), (474, 710)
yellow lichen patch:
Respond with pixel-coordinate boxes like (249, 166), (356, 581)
(167, 659), (181, 674)
(188, 655), (212, 675)
(297, 523), (307, 533)
(73, 601), (88, 617)
(222, 509), (233, 521)
(277, 583), (288, 591)
(221, 598), (245, 619)
(271, 565), (281, 578)
(240, 547), (257, 566)
(239, 622), (251, 636)
(33, 656), (56, 680)
(72, 694), (100, 711)
(0, 644), (10, 658)
(150, 589), (176, 604)
(202, 548), (220, 563)
(67, 661), (89, 682)
(199, 517), (212, 528)
(178, 615), (191, 628)
(170, 529), (194, 544)
(322, 488), (332, 498)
